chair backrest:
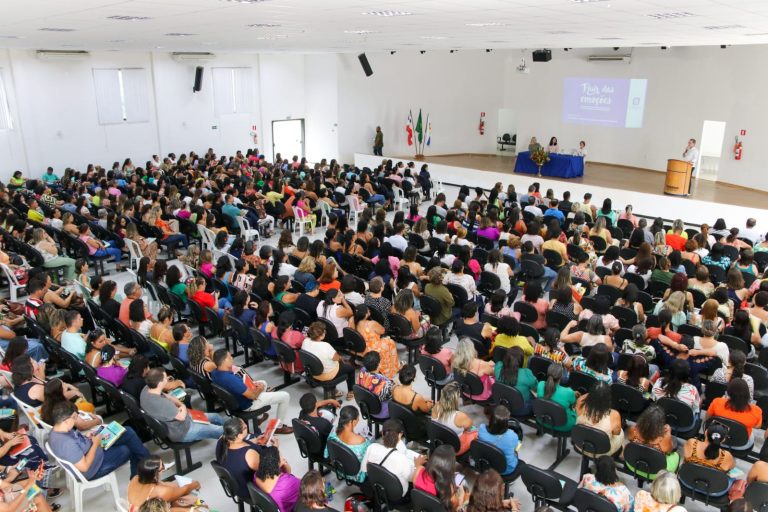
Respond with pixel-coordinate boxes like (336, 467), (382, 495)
(610, 383), (647, 416)
(746, 363), (768, 393)
(492, 381), (524, 413)
(532, 398), (568, 430)
(387, 313), (414, 339)
(574, 488), (618, 512)
(411, 488), (447, 512)
(342, 327), (366, 353)
(45, 441), (90, 484)
(326, 438), (362, 484)
(703, 415), (750, 448)
(623, 442), (667, 479)
(545, 310), (570, 331)
(426, 419), (461, 452)
(368, 462), (405, 508)
(211, 381), (242, 412)
(521, 463), (566, 501)
(453, 369), (485, 398)
(513, 301), (539, 323)
(418, 354), (448, 385)
(353, 384), (383, 418)
(291, 418), (324, 460)
(388, 401), (427, 441)
(567, 371), (599, 395)
(469, 439), (507, 474)
(527, 356), (553, 382)
(657, 397), (696, 433)
(272, 339), (297, 364)
(210, 460), (247, 504)
(678, 462), (731, 501)
(571, 424), (611, 458)
(297, 349), (325, 378)
(247, 481), (280, 512)
(745, 482), (768, 512)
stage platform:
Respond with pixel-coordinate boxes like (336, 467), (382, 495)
(354, 153), (765, 229)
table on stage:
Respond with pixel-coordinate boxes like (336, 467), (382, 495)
(513, 151), (584, 178)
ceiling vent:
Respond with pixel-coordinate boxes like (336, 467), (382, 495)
(587, 54), (631, 63)
(170, 52), (216, 62)
(36, 50), (90, 60)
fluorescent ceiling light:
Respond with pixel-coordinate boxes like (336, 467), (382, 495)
(107, 15), (152, 21)
(465, 22), (509, 27)
(344, 30), (376, 35)
(247, 23), (281, 27)
(647, 12), (696, 19)
(703, 25), (745, 30)
(166, 33), (196, 36)
(39, 27), (76, 32)
(362, 10), (412, 17)
(420, 36), (448, 40)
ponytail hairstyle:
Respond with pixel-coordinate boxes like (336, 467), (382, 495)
(631, 323), (648, 346)
(335, 405), (359, 435)
(215, 417), (245, 463)
(728, 350), (746, 379)
(322, 289), (339, 318)
(703, 423), (728, 460)
(544, 363), (563, 399)
(542, 328), (561, 352)
(353, 304), (369, 325)
(381, 419), (405, 449)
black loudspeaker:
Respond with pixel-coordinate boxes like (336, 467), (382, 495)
(532, 49), (552, 62)
(193, 66), (204, 92)
(358, 53), (373, 77)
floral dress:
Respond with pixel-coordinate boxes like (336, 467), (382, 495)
(578, 474), (634, 512)
(323, 432), (371, 483)
(572, 356), (613, 384)
(359, 322), (400, 379)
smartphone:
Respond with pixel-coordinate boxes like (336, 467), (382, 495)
(14, 458), (28, 472)
(92, 426), (104, 436)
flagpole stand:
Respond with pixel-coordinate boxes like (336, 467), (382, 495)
(414, 154), (425, 160)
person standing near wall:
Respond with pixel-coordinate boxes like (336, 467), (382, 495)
(373, 126), (384, 156)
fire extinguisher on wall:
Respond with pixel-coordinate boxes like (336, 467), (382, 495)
(479, 112), (485, 135)
(734, 136), (743, 160)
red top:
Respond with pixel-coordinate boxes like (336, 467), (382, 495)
(413, 467), (437, 496)
(192, 291), (216, 321)
(647, 327), (682, 343)
(707, 397), (762, 438)
(666, 233), (687, 252)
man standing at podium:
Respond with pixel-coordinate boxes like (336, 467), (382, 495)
(682, 138), (699, 194)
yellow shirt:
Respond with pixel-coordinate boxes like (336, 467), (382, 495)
(27, 209), (44, 223)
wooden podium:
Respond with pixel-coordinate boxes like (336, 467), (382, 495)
(664, 159), (693, 196)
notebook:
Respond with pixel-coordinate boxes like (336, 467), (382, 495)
(99, 421), (126, 450)
(0, 408), (15, 419)
(256, 419), (280, 445)
(25, 484), (41, 501)
(188, 409), (210, 424)
(168, 388), (187, 401)
(243, 374), (259, 391)
(9, 435), (32, 457)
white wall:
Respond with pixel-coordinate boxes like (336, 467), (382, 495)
(304, 54), (339, 163)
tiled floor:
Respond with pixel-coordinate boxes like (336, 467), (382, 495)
(23, 184), (761, 511)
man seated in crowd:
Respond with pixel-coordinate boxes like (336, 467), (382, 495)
(120, 282), (154, 326)
(210, 349), (293, 435)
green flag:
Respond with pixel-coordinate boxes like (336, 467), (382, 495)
(415, 109), (423, 144)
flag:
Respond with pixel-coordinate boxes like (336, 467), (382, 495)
(415, 109), (423, 144)
(406, 110), (414, 146)
(426, 114), (432, 146)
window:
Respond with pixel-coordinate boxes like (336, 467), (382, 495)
(92, 68), (149, 124)
(212, 67), (254, 115)
(0, 70), (12, 130)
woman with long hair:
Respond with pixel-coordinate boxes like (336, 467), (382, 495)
(616, 354), (651, 394)
(452, 338), (495, 401)
(578, 456), (634, 512)
(627, 405), (680, 475)
(575, 383), (624, 456)
(712, 349), (754, 399)
(149, 305), (176, 353)
(466, 469), (521, 512)
(431, 382), (476, 455)
(682, 423), (734, 495)
(296, 470), (335, 512)
(127, 455), (201, 511)
(536, 364), (576, 432)
(478, 405), (521, 475)
(494, 346), (537, 415)
(322, 406), (371, 483)
(652, 359), (701, 424)
(413, 444), (464, 512)
(706, 378), (762, 450)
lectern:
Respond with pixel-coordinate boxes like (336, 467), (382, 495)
(664, 159), (693, 196)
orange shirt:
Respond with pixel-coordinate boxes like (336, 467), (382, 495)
(646, 327), (681, 343)
(707, 397), (762, 438)
(318, 280), (341, 292)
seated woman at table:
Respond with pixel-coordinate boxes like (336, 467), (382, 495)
(528, 137), (542, 153)
(548, 136), (559, 153)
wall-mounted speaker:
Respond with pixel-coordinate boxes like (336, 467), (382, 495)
(532, 49), (552, 62)
(193, 66), (204, 92)
(358, 53), (373, 77)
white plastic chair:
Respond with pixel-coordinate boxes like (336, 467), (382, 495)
(123, 238), (143, 277)
(393, 187), (410, 212)
(10, 392), (47, 443)
(45, 441), (125, 512)
(433, 180), (445, 200)
(235, 215), (260, 242)
(346, 195), (365, 225)
(197, 224), (216, 251)
(0, 263), (25, 302)
(292, 207), (313, 237)
(316, 201), (331, 228)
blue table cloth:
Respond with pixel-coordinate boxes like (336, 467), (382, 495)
(514, 151), (584, 178)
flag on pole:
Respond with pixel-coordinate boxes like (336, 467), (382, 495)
(415, 109), (423, 144)
(426, 115), (432, 146)
(406, 110), (414, 146)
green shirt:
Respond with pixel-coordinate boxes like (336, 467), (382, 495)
(650, 269), (674, 285)
(494, 364), (538, 401)
(424, 284), (454, 326)
(170, 282), (188, 303)
(535, 381), (577, 432)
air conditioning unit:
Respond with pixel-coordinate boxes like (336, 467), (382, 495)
(36, 50), (90, 60)
(171, 52), (216, 62)
(587, 54), (632, 63)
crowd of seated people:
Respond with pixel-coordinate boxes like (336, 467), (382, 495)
(0, 149), (767, 511)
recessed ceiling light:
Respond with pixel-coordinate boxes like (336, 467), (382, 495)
(0, 35), (23, 39)
(108, 39), (125, 43)
(704, 25), (745, 30)
(597, 37), (623, 40)
(39, 27), (76, 32)
(647, 12), (696, 19)
(745, 32), (768, 36)
(344, 30), (376, 35)
(247, 23), (281, 27)
(254, 35), (288, 40)
(465, 22), (509, 27)
(107, 15), (152, 21)
(165, 32), (196, 36)
(420, 36), (448, 40)
(362, 10), (412, 17)
(547, 30), (573, 34)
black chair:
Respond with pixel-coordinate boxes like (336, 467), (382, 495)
(519, 322), (540, 342)
(228, 316), (254, 363)
(210, 460), (254, 512)
(292, 418), (328, 472)
(387, 312), (424, 365)
(210, 381), (270, 434)
(543, 249), (564, 271)
(528, 356), (553, 382)
(187, 300), (210, 337)
(647, 280), (670, 299)
(473, 246), (490, 264)
(596, 285), (622, 304)
(678, 462), (731, 509)
(469, 439), (525, 497)
(623, 441), (667, 487)
(521, 464), (578, 511)
(610, 383), (647, 422)
(353, 384), (387, 437)
(446, 283), (469, 308)
(573, 488), (617, 512)
(297, 349), (348, 399)
(566, 371), (598, 395)
(703, 416), (757, 460)
(251, 327), (278, 364)
(326, 438), (364, 487)
(720, 334), (750, 355)
(453, 369), (492, 406)
(271, 339), (302, 389)
(677, 324), (703, 338)
(657, 397), (701, 439)
(317, 318), (341, 347)
(570, 424), (612, 478)
(609, 306), (637, 329)
(247, 481), (280, 512)
(746, 363), (768, 396)
(532, 399), (571, 470)
(514, 301), (539, 324)
(624, 272), (647, 291)
(427, 419), (462, 454)
(589, 236), (607, 254)
(368, 462), (410, 511)
(411, 488), (447, 512)
(689, 288), (708, 309)
(418, 354), (448, 402)
(420, 295), (451, 336)
(342, 327), (366, 360)
(546, 310), (571, 331)
(706, 265), (727, 286)
(187, 369), (220, 412)
(519, 260), (547, 288)
(478, 271), (502, 299)
(745, 482), (768, 512)
(492, 381), (527, 418)
(702, 380), (727, 410)
(389, 401), (428, 444)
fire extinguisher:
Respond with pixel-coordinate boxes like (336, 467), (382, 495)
(479, 112), (485, 135)
(734, 137), (743, 160)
